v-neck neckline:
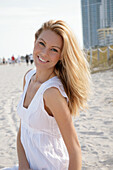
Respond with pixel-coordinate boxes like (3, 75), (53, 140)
(22, 70), (57, 110)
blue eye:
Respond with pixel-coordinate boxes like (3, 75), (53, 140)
(51, 48), (58, 52)
(39, 42), (45, 46)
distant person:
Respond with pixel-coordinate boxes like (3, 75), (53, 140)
(29, 54), (34, 64)
(7, 58), (12, 64)
(11, 55), (15, 64)
(3, 57), (5, 64)
(2, 20), (91, 170)
(17, 55), (21, 64)
(25, 54), (29, 65)
(0, 58), (2, 64)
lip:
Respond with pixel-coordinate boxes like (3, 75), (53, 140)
(37, 56), (49, 63)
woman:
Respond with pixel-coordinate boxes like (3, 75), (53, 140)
(4, 20), (91, 170)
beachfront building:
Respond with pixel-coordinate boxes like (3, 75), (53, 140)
(98, 0), (113, 46)
(81, 0), (101, 49)
(98, 27), (113, 46)
(81, 0), (113, 49)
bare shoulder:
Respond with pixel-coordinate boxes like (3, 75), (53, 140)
(44, 87), (71, 119)
(44, 87), (66, 103)
(24, 69), (32, 78)
(23, 69), (32, 90)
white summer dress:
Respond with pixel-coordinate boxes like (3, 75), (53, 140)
(2, 68), (69, 170)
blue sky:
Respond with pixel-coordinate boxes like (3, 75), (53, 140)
(0, 0), (83, 59)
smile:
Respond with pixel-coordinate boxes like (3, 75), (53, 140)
(38, 56), (49, 63)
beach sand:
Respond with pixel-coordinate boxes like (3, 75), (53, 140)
(0, 63), (113, 170)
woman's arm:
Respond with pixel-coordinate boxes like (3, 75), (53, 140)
(17, 123), (30, 170)
(17, 70), (32, 170)
(44, 88), (82, 170)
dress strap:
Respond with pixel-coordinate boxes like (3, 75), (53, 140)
(25, 68), (36, 84)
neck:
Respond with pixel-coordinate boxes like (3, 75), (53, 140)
(34, 68), (55, 84)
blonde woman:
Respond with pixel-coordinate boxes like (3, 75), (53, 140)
(3, 20), (91, 170)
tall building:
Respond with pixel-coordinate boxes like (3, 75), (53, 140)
(98, 0), (113, 46)
(100, 0), (113, 28)
(81, 0), (101, 49)
(81, 0), (113, 49)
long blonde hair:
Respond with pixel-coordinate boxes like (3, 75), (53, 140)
(35, 20), (91, 116)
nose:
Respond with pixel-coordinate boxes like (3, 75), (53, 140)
(41, 48), (49, 57)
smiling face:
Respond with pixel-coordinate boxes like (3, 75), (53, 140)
(33, 29), (63, 72)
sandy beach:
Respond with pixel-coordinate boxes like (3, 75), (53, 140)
(0, 63), (113, 170)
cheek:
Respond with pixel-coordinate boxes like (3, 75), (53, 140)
(51, 54), (60, 63)
(33, 46), (39, 60)
(33, 44), (40, 54)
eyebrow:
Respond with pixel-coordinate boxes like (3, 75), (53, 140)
(39, 38), (61, 50)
